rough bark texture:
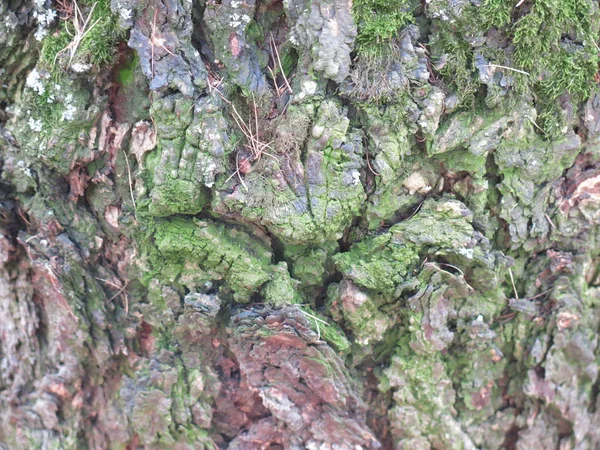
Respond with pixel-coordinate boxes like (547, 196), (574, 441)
(1, 0), (600, 449)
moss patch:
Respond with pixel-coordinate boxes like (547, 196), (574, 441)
(142, 218), (273, 302)
(353, 0), (415, 57)
(428, 0), (599, 133)
(41, 0), (125, 71)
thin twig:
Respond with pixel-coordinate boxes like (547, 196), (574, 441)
(215, 89), (276, 159)
(299, 308), (329, 341)
(406, 201), (424, 221)
(439, 263), (465, 278)
(235, 152), (248, 191)
(95, 276), (122, 289)
(485, 64), (530, 76)
(96, 276), (129, 313)
(508, 267), (519, 300)
(270, 32), (293, 94)
(268, 66), (283, 96)
(252, 92), (260, 159)
(365, 148), (380, 176)
(122, 150), (136, 210)
(429, 263), (460, 278)
(16, 208), (31, 227)
(528, 288), (553, 301)
(25, 234), (40, 244)
(149, 9), (176, 77)
(151, 9), (157, 77)
(495, 311), (517, 323)
(55, 0), (101, 68)
(525, 115), (546, 134)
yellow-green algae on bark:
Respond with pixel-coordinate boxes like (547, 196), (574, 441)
(1, 0), (600, 448)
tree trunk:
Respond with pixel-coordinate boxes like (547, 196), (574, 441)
(1, 0), (600, 448)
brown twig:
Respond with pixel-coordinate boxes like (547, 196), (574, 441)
(95, 276), (130, 314)
(54, 0), (74, 20)
(55, 0), (101, 68)
(122, 150), (136, 211)
(223, 152), (249, 192)
(270, 32), (293, 94)
(365, 147), (381, 176)
(214, 89), (276, 160)
(149, 8), (174, 79)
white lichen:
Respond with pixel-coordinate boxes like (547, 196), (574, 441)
(229, 13), (242, 27)
(71, 62), (92, 73)
(457, 247), (474, 259)
(32, 1), (57, 42)
(25, 69), (46, 95)
(61, 94), (77, 121)
(296, 80), (318, 100)
(114, 0), (133, 21)
(17, 160), (34, 178)
(4, 14), (18, 30)
(28, 118), (43, 132)
(34, 27), (48, 41)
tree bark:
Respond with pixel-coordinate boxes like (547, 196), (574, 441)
(1, 0), (600, 449)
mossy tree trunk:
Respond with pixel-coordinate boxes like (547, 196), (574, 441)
(1, 0), (600, 449)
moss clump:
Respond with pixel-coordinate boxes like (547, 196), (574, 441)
(299, 305), (351, 353)
(261, 262), (302, 307)
(40, 0), (125, 71)
(334, 232), (420, 296)
(142, 218), (273, 302)
(429, 26), (480, 107)
(116, 54), (138, 87)
(512, 0), (598, 98)
(212, 100), (365, 245)
(335, 199), (483, 296)
(353, 0), (415, 57)
(327, 281), (396, 346)
(148, 177), (210, 217)
(429, 0), (598, 128)
(7, 74), (103, 174)
(284, 242), (337, 292)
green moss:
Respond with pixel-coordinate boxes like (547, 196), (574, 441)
(359, 103), (418, 227)
(212, 100), (365, 245)
(326, 281), (396, 346)
(284, 242), (337, 290)
(334, 233), (419, 295)
(478, 0), (513, 29)
(40, 0), (125, 71)
(299, 306), (351, 353)
(335, 199), (483, 296)
(429, 0), (598, 128)
(353, 0), (415, 57)
(142, 218), (273, 302)
(512, 0), (599, 102)
(117, 54), (139, 87)
(148, 177), (210, 217)
(261, 262), (301, 307)
(430, 25), (479, 108)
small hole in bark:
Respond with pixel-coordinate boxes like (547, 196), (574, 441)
(502, 424), (522, 450)
(534, 365), (545, 378)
